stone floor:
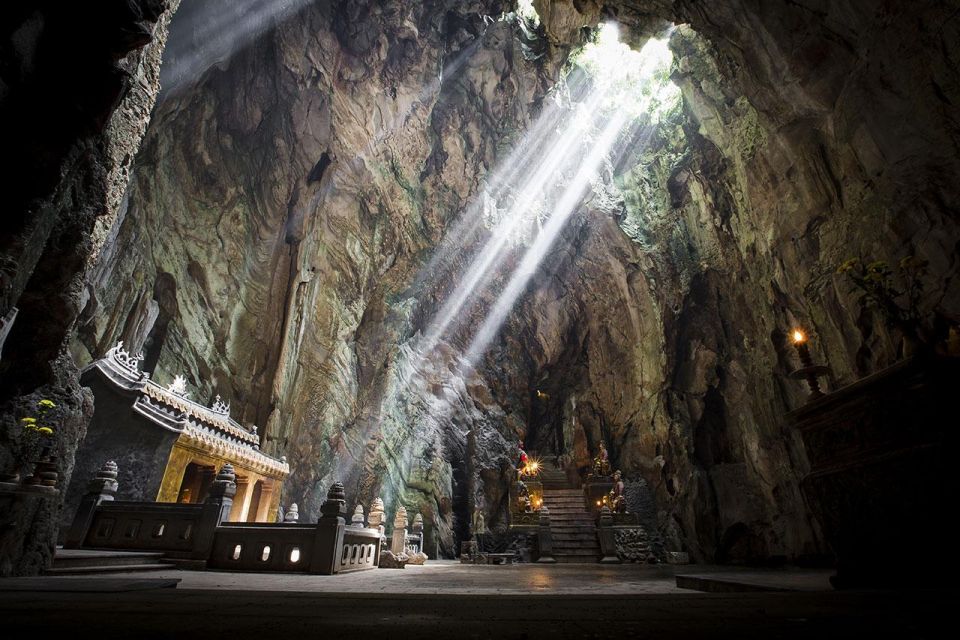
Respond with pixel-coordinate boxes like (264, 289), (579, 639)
(0, 561), (951, 638)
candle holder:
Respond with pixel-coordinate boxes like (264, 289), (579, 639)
(788, 328), (830, 399)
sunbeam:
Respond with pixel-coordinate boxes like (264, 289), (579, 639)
(464, 111), (632, 364)
(344, 20), (682, 502)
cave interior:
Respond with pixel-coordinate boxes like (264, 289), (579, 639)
(1, 0), (958, 604)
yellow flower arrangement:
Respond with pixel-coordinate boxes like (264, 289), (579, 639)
(16, 399), (57, 466)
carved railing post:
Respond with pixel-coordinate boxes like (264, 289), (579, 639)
(64, 461), (118, 548)
(368, 497), (386, 549)
(194, 463), (236, 561)
(597, 505), (620, 563)
(390, 506), (408, 555)
(206, 463), (237, 523)
(311, 482), (346, 574)
(536, 506), (556, 563)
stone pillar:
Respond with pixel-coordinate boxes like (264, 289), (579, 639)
(536, 506), (556, 563)
(311, 482), (346, 574)
(257, 480), (277, 522)
(64, 461), (118, 549)
(390, 506), (408, 556)
(597, 506), (620, 564)
(196, 466), (217, 502)
(229, 477), (250, 522)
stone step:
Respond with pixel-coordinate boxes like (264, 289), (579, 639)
(551, 531), (597, 538)
(553, 540), (599, 548)
(542, 490), (584, 495)
(554, 555), (599, 563)
(554, 548), (600, 555)
(44, 563), (172, 575)
(50, 550), (168, 570)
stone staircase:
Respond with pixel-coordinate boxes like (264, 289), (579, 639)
(541, 487), (599, 563)
(46, 549), (172, 575)
(537, 456), (571, 489)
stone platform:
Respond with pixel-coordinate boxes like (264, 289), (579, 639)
(0, 562), (949, 638)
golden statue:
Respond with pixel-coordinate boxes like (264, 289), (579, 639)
(593, 441), (611, 477)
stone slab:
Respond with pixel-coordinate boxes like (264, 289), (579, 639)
(0, 577), (180, 592)
(676, 570), (834, 593)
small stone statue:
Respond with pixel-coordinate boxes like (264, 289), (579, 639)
(472, 507), (487, 536)
(609, 470), (626, 514)
(516, 440), (528, 480)
(516, 481), (532, 513)
(593, 441), (611, 477)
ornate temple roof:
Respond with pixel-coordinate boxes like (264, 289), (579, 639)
(86, 342), (289, 478)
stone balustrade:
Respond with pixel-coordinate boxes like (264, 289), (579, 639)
(65, 464), (379, 574)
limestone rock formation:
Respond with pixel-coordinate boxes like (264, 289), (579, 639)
(60, 0), (960, 563)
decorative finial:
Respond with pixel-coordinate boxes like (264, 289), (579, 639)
(97, 460), (119, 480)
(216, 463), (236, 483)
(368, 497), (385, 528)
(393, 505), (408, 529)
(107, 341), (144, 374)
(168, 374), (189, 397)
(352, 504), (365, 527)
(284, 503), (300, 523)
(211, 394), (231, 416)
(320, 481), (347, 519)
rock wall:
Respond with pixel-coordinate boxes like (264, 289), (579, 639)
(73, 0), (960, 561)
(0, 1), (180, 575)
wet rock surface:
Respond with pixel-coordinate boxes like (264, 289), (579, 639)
(24, 0), (960, 563)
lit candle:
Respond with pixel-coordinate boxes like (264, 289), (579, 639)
(790, 327), (824, 398)
(792, 329), (813, 368)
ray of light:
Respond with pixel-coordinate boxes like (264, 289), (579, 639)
(419, 80), (614, 355)
(464, 112), (630, 364)
(412, 67), (601, 291)
(161, 0), (314, 95)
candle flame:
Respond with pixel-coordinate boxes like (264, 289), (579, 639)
(791, 329), (806, 344)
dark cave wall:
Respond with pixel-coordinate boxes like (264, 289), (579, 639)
(2, 0), (953, 565)
(0, 1), (180, 575)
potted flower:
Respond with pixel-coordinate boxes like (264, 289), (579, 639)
(15, 399), (58, 487)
